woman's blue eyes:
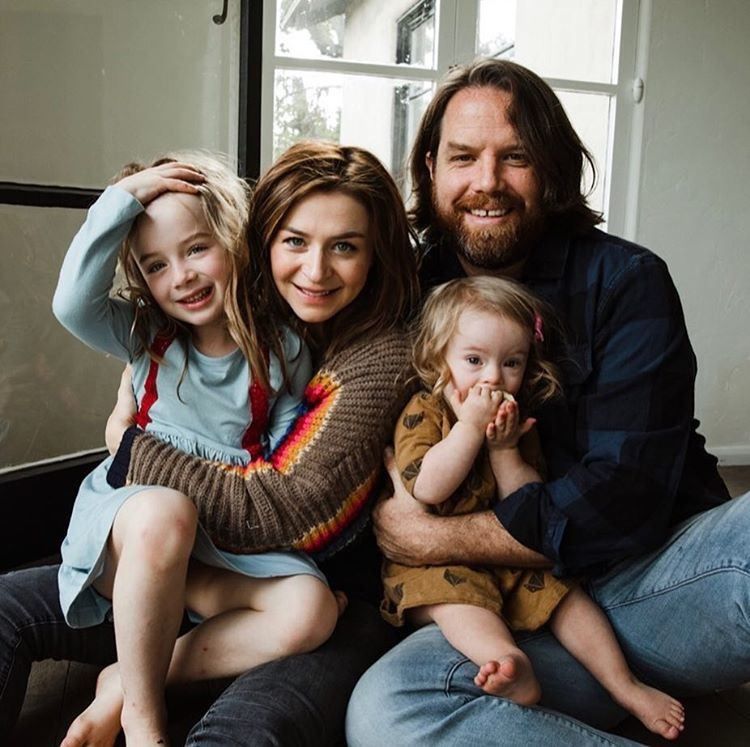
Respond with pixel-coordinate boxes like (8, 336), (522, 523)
(282, 237), (356, 253)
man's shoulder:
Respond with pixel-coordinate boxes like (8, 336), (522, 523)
(569, 228), (665, 271)
(560, 228), (670, 291)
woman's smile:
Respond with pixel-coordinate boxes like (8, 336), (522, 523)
(270, 191), (374, 325)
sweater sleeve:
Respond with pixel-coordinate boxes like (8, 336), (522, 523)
(109, 331), (413, 560)
(52, 185), (143, 361)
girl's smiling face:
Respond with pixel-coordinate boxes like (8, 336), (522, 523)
(269, 191), (374, 325)
(133, 192), (231, 352)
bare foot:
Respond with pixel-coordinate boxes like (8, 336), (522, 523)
(474, 654), (541, 705)
(60, 664), (123, 747)
(614, 679), (685, 740)
(334, 590), (348, 616)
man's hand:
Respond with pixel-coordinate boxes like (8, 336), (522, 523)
(105, 365), (136, 455)
(372, 448), (436, 566)
(374, 448), (552, 569)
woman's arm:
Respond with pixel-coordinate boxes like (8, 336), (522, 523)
(108, 331), (414, 559)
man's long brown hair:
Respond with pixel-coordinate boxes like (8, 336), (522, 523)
(409, 58), (602, 246)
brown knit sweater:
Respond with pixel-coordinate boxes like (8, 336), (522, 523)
(108, 331), (413, 560)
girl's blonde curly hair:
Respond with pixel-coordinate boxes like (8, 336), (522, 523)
(115, 151), (280, 393)
(413, 275), (563, 411)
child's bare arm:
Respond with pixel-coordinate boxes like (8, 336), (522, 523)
(487, 398), (541, 499)
(413, 385), (501, 504)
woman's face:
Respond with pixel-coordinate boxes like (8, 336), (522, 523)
(270, 190), (374, 325)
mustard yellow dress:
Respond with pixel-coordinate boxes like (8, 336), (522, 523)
(381, 391), (573, 631)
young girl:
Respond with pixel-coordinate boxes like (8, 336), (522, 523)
(53, 153), (342, 746)
(381, 276), (686, 741)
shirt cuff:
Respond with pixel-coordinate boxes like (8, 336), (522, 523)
(493, 482), (568, 575)
(106, 425), (139, 487)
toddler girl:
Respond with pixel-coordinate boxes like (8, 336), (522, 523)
(53, 154), (341, 746)
(382, 275), (685, 740)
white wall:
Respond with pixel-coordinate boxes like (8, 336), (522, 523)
(636, 0), (750, 463)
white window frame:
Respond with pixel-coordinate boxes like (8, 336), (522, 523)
(260, 0), (645, 239)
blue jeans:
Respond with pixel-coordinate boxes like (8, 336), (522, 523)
(0, 565), (395, 745)
(346, 493), (750, 746)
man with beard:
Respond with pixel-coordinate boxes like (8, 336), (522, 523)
(346, 59), (750, 744)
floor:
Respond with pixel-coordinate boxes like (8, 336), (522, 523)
(9, 467), (750, 746)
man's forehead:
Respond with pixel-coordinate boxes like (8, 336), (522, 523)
(438, 86), (518, 146)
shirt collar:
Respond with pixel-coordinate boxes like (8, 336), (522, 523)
(521, 231), (570, 283)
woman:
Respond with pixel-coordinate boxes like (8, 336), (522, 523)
(0, 141), (419, 745)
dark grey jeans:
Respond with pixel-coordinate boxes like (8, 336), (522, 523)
(0, 565), (395, 745)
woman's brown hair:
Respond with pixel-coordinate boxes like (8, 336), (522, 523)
(248, 141), (420, 357)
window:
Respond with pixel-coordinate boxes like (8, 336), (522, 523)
(261, 0), (642, 234)
(0, 0), (248, 470)
(262, 0), (440, 186)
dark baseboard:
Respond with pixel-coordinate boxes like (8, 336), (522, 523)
(1, 451), (107, 571)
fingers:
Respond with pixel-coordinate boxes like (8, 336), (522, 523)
(116, 161), (205, 205)
(518, 417), (536, 437)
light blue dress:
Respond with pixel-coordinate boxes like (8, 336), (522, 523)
(53, 186), (323, 628)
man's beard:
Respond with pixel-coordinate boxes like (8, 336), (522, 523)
(433, 191), (544, 271)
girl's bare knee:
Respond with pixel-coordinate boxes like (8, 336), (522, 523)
(114, 488), (197, 566)
(274, 578), (339, 655)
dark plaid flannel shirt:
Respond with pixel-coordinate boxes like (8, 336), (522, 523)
(420, 228), (729, 577)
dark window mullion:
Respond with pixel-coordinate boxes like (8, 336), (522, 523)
(238, 0), (263, 181)
(0, 182), (101, 209)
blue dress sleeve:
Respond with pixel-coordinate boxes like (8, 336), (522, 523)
(52, 185), (144, 362)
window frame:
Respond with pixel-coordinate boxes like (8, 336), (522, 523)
(0, 0), (262, 209)
(260, 0), (644, 238)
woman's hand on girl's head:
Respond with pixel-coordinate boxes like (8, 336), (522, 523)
(115, 162), (205, 206)
(105, 364), (137, 455)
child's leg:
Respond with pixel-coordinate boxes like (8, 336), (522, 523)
(169, 565), (343, 680)
(411, 603), (541, 705)
(550, 586), (685, 740)
(62, 487), (197, 747)
(63, 563), (341, 747)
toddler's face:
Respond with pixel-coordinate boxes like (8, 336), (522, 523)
(444, 308), (530, 399)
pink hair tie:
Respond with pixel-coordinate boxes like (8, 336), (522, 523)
(533, 314), (545, 343)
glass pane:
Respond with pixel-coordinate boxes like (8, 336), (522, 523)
(556, 90), (612, 220)
(0, 205), (124, 470)
(273, 69), (433, 188)
(276, 0), (436, 68)
(477, 0), (619, 84)
(0, 0), (240, 189)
